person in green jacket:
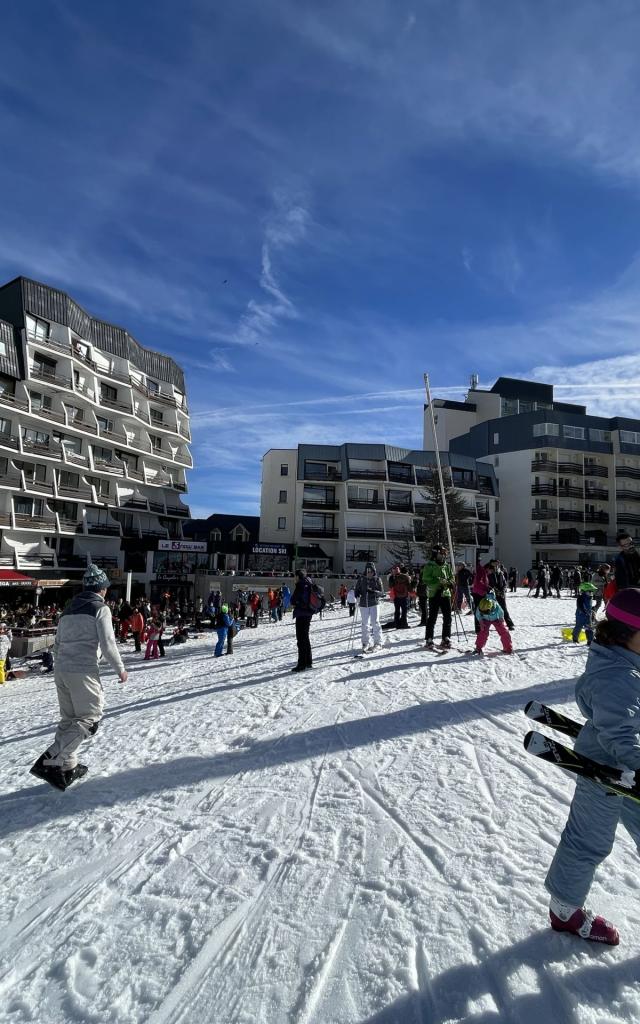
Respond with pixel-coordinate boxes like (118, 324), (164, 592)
(422, 546), (454, 650)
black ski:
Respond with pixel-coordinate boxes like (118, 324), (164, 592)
(524, 730), (640, 803)
(524, 700), (582, 739)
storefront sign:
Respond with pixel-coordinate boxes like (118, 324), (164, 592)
(252, 544), (289, 556)
(158, 540), (207, 553)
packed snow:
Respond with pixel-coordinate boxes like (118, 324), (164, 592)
(2, 592), (640, 1024)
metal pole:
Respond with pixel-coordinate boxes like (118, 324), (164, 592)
(423, 373), (457, 584)
(126, 570), (132, 604)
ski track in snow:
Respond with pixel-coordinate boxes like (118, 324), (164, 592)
(1, 594), (640, 1023)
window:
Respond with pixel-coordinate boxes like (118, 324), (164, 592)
(23, 427), (49, 445)
(64, 404), (84, 423)
(149, 433), (162, 450)
(22, 462), (47, 484)
(59, 471), (80, 489)
(33, 353), (56, 375)
(277, 516), (287, 529)
(279, 490), (287, 503)
(30, 391), (52, 412)
(280, 463), (289, 476)
(621, 430), (640, 445)
(26, 314), (50, 341)
(232, 525), (249, 542)
(97, 415), (114, 433)
(0, 417), (11, 435)
(589, 428), (611, 443)
(533, 423), (560, 436)
(563, 424), (585, 439)
(150, 408), (164, 424)
(54, 432), (82, 455)
(0, 339), (6, 357)
(493, 432), (499, 444)
(146, 379), (159, 395)
(15, 496), (45, 517)
(93, 445), (113, 462)
(100, 383), (117, 402)
(210, 528), (222, 542)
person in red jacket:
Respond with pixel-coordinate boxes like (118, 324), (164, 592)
(130, 606), (145, 653)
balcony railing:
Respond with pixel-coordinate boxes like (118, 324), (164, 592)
(345, 528), (385, 538)
(148, 500), (165, 513)
(348, 498), (385, 509)
(531, 459), (558, 473)
(87, 522), (121, 535)
(0, 391), (28, 411)
(30, 405), (66, 424)
(0, 474), (21, 489)
(347, 468), (387, 481)
(14, 513), (56, 530)
(388, 469), (415, 484)
(616, 490), (640, 502)
(584, 511), (609, 524)
(616, 466), (640, 480)
(303, 470), (342, 482)
(385, 528), (415, 539)
(22, 438), (62, 457)
(0, 512), (11, 527)
(57, 484), (93, 500)
(558, 510), (585, 522)
(386, 500), (413, 512)
(57, 517), (82, 533)
(559, 486), (584, 499)
(531, 483), (557, 495)
(165, 505), (190, 517)
(617, 513), (640, 526)
(23, 479), (54, 495)
(73, 379), (95, 400)
(31, 366), (73, 389)
(531, 509), (557, 520)
(477, 483), (495, 495)
(27, 330), (71, 354)
(300, 527), (339, 538)
(302, 499), (340, 511)
(557, 461), (584, 475)
(584, 464), (608, 478)
(0, 433), (20, 451)
(584, 487), (609, 501)
(100, 395), (133, 414)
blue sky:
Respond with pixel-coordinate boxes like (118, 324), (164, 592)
(3, 0), (640, 516)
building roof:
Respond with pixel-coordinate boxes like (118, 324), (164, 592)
(183, 514), (260, 541)
(490, 377), (554, 401)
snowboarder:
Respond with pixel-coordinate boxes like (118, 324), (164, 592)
(30, 565), (127, 791)
(543, 588), (640, 945)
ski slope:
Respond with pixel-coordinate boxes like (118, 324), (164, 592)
(2, 592), (639, 1024)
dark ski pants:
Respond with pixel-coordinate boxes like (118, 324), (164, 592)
(417, 595), (428, 626)
(393, 597), (408, 628)
(132, 630), (141, 653)
(495, 593), (514, 630)
(295, 615), (312, 669)
(425, 592), (451, 643)
(545, 775), (640, 907)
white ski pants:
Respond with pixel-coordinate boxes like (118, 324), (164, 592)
(43, 670), (104, 770)
(360, 605), (382, 648)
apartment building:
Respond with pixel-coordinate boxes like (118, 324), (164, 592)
(425, 375), (640, 571)
(260, 443), (497, 573)
(0, 277), (191, 594)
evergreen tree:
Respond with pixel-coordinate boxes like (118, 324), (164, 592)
(418, 468), (474, 557)
(383, 529), (417, 572)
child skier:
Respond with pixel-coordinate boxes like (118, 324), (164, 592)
(144, 617), (163, 660)
(573, 581), (597, 645)
(472, 591), (513, 656)
(544, 588), (640, 945)
(214, 604), (233, 657)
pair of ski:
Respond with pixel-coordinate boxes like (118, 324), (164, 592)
(524, 701), (640, 804)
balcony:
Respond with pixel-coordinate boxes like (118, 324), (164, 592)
(0, 391), (28, 412)
(559, 485), (584, 499)
(300, 527), (339, 538)
(14, 513), (56, 531)
(100, 427), (128, 446)
(93, 457), (124, 476)
(618, 513), (640, 526)
(557, 461), (584, 475)
(120, 498), (149, 511)
(348, 498), (385, 510)
(57, 484), (93, 500)
(66, 415), (97, 434)
(0, 474), (21, 489)
(584, 487), (609, 501)
(31, 366), (73, 389)
(302, 498), (340, 511)
(414, 502), (431, 516)
(303, 469), (342, 482)
(125, 467), (145, 482)
(0, 433), (20, 451)
(73, 379), (95, 400)
(22, 438), (62, 458)
(165, 505), (191, 518)
(584, 511), (609, 524)
(584, 464), (608, 478)
(531, 459), (558, 473)
(476, 506), (490, 521)
(616, 490), (640, 502)
(27, 330), (71, 355)
(148, 500), (165, 513)
(0, 512), (11, 527)
(24, 479), (54, 495)
(477, 482), (495, 495)
(388, 468), (415, 484)
(531, 509), (557, 520)
(87, 522), (121, 535)
(100, 394), (133, 414)
(58, 517), (82, 533)
(385, 528), (415, 539)
(347, 467), (387, 481)
(531, 483), (557, 496)
(558, 510), (584, 522)
(616, 466), (640, 480)
(386, 500), (413, 512)
(29, 405), (66, 425)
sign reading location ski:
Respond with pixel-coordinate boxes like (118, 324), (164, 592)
(524, 700), (582, 739)
(524, 730), (640, 804)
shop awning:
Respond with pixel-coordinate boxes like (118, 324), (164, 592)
(37, 579), (70, 588)
(0, 570), (37, 588)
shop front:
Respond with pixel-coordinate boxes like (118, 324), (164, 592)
(151, 540), (209, 606)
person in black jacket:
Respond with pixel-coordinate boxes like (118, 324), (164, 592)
(487, 559), (515, 630)
(614, 532), (640, 590)
(290, 570), (314, 672)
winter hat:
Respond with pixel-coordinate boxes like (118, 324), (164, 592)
(478, 594), (496, 613)
(365, 562), (377, 574)
(579, 582), (598, 593)
(221, 604), (228, 613)
(83, 564), (110, 591)
(606, 588), (640, 631)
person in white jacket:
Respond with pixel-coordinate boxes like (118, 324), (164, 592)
(354, 562), (384, 652)
(346, 587), (357, 617)
(30, 564), (127, 791)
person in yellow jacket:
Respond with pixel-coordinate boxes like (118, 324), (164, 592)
(0, 623), (11, 683)
(421, 547), (454, 650)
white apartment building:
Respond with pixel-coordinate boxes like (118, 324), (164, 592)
(260, 443), (497, 573)
(425, 376), (640, 571)
(0, 277), (191, 597)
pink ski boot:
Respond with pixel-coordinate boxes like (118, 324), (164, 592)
(549, 897), (619, 945)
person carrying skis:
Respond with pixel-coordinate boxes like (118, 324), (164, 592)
(572, 581), (597, 645)
(544, 587), (640, 946)
(214, 603), (233, 657)
(354, 562), (384, 652)
(471, 590), (512, 656)
(422, 547), (454, 650)
(30, 564), (127, 791)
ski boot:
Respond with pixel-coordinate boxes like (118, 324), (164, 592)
(549, 897), (619, 945)
(30, 753), (67, 792)
(424, 639), (435, 651)
(64, 764), (89, 787)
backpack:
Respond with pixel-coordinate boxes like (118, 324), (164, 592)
(214, 610), (227, 629)
(308, 584), (325, 614)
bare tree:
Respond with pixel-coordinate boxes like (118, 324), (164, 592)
(382, 529), (418, 572)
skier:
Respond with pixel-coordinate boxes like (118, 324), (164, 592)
(144, 616), (163, 660)
(544, 588), (640, 945)
(290, 569), (315, 672)
(422, 547), (454, 650)
(30, 564), (127, 791)
(471, 591), (512, 656)
(346, 586), (357, 617)
(354, 562), (384, 652)
(572, 581), (597, 645)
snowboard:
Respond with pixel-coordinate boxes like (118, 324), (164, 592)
(523, 730), (640, 803)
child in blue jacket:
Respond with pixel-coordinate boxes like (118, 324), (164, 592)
(573, 581), (597, 644)
(214, 604), (233, 657)
(544, 587), (640, 946)
(472, 591), (512, 655)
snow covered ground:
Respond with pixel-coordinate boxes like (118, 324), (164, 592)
(2, 591), (640, 1024)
